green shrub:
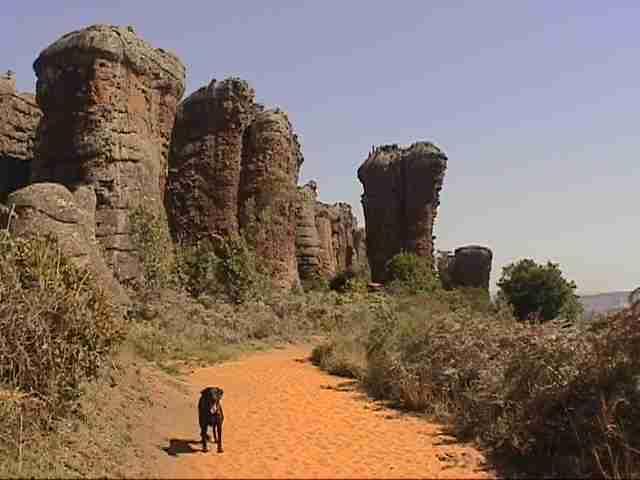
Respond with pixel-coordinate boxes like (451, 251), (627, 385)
(385, 251), (440, 294)
(0, 232), (125, 420)
(129, 206), (177, 291)
(498, 258), (583, 322)
(176, 235), (271, 304)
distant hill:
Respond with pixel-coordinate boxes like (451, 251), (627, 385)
(579, 291), (630, 318)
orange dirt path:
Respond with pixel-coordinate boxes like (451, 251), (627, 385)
(161, 344), (494, 479)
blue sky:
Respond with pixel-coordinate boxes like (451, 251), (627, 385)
(3, 1), (639, 294)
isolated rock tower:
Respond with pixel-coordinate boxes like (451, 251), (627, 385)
(357, 142), (447, 282)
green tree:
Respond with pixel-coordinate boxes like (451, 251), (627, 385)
(497, 258), (582, 322)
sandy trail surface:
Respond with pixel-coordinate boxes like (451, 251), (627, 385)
(150, 344), (493, 479)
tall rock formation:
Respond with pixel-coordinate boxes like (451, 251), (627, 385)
(0, 71), (42, 202)
(353, 227), (367, 271)
(295, 181), (322, 280)
(166, 78), (304, 289)
(31, 24), (185, 282)
(167, 78), (256, 243)
(6, 183), (130, 306)
(357, 142), (447, 283)
(238, 108), (303, 289)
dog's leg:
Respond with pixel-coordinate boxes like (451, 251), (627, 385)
(217, 404), (224, 453)
(200, 424), (209, 452)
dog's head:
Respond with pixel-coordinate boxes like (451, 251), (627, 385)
(201, 387), (224, 404)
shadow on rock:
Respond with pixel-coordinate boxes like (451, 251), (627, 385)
(162, 438), (202, 456)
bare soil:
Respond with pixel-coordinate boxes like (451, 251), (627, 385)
(129, 343), (495, 479)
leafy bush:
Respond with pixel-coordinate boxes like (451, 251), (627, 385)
(0, 231), (126, 448)
(129, 206), (177, 291)
(385, 251), (440, 294)
(498, 258), (583, 322)
(176, 235), (271, 304)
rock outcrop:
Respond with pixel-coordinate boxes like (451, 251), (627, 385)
(6, 183), (130, 306)
(166, 78), (304, 289)
(239, 108), (303, 289)
(357, 142), (447, 283)
(449, 245), (493, 290)
(31, 24), (186, 282)
(436, 246), (493, 291)
(315, 201), (357, 278)
(0, 71), (42, 202)
(295, 181), (360, 282)
(167, 78), (256, 243)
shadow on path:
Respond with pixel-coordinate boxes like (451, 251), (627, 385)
(162, 438), (203, 457)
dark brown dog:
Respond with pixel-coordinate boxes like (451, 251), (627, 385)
(198, 387), (224, 453)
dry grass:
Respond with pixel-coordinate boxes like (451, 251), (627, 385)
(312, 290), (640, 478)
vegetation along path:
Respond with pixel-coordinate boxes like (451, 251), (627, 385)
(150, 344), (494, 479)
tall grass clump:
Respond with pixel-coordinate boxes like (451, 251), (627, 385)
(0, 232), (125, 461)
(385, 251), (440, 294)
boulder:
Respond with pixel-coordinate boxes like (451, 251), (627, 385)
(450, 245), (493, 290)
(357, 142), (447, 283)
(0, 71), (42, 202)
(7, 183), (130, 306)
(31, 24), (186, 282)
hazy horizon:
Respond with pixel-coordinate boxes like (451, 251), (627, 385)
(3, 1), (639, 295)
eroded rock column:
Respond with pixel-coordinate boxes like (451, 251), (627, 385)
(239, 108), (304, 289)
(32, 24), (185, 282)
(450, 245), (493, 290)
(167, 78), (256, 243)
(0, 71), (42, 203)
(357, 142), (447, 283)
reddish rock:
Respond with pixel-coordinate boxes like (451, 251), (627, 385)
(31, 24), (186, 282)
(0, 71), (42, 202)
(357, 142), (447, 283)
(167, 78), (256, 243)
(239, 108), (303, 289)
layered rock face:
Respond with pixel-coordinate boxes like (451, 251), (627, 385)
(358, 142), (447, 283)
(0, 71), (42, 202)
(31, 24), (186, 282)
(294, 181), (359, 282)
(6, 183), (130, 306)
(166, 78), (304, 289)
(239, 109), (303, 289)
(167, 78), (256, 242)
(315, 201), (357, 278)
(295, 182), (323, 280)
(450, 245), (493, 290)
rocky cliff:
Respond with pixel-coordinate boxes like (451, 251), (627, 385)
(0, 71), (42, 203)
(31, 24), (186, 282)
(357, 142), (447, 283)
